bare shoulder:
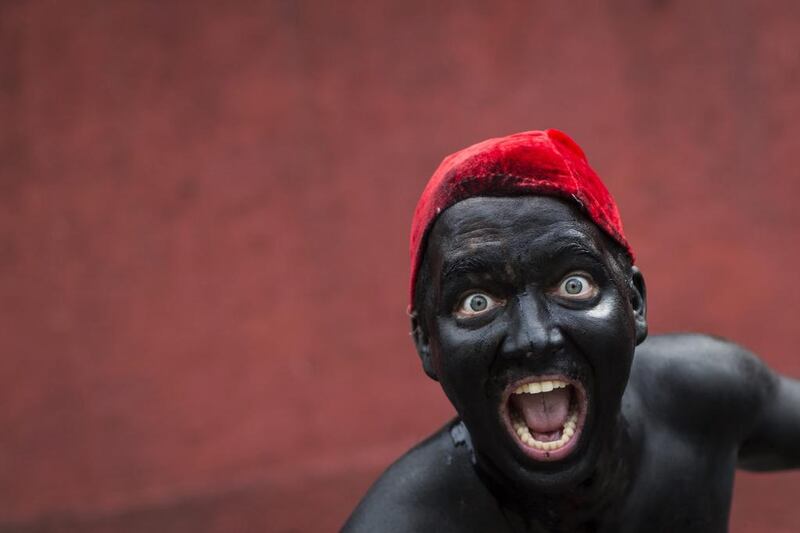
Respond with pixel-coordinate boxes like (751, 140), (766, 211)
(629, 333), (772, 436)
(342, 421), (501, 533)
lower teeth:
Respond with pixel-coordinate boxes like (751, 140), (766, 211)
(512, 410), (578, 451)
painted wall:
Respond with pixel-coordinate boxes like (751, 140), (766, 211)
(1, 1), (799, 531)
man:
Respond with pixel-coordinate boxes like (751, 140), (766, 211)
(343, 130), (800, 532)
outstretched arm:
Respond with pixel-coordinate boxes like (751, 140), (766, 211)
(738, 371), (800, 471)
(636, 334), (800, 471)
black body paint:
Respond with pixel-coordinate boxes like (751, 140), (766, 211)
(344, 196), (800, 532)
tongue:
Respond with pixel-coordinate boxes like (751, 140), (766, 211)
(511, 387), (571, 433)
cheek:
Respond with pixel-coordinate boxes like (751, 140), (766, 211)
(561, 294), (636, 382)
(432, 320), (502, 406)
(584, 296), (616, 321)
(435, 318), (500, 363)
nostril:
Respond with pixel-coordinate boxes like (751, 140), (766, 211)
(501, 294), (564, 359)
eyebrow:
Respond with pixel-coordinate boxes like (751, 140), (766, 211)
(441, 250), (510, 281)
(440, 237), (604, 282)
(545, 240), (603, 263)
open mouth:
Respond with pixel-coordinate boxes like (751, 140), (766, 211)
(501, 375), (588, 462)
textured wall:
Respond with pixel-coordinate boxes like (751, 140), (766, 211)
(1, 1), (799, 531)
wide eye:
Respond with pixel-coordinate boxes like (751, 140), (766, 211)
(455, 292), (502, 317)
(556, 273), (597, 300)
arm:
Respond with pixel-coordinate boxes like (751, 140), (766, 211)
(690, 335), (800, 471)
(636, 334), (800, 470)
(738, 371), (800, 471)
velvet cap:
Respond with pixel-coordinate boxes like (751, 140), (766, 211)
(409, 129), (633, 310)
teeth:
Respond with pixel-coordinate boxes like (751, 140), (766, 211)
(511, 408), (580, 452)
(509, 379), (580, 452)
(512, 379), (569, 395)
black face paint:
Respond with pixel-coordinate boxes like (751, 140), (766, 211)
(419, 195), (642, 494)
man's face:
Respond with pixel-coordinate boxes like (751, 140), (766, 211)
(415, 196), (646, 492)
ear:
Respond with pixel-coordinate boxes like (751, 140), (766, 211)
(410, 312), (438, 381)
(630, 266), (648, 345)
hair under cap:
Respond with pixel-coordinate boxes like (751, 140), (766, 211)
(409, 129), (633, 310)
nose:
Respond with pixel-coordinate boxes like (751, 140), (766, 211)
(501, 291), (564, 359)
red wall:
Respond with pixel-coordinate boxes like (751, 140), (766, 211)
(1, 1), (799, 531)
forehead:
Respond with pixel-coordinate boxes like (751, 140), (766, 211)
(428, 196), (606, 261)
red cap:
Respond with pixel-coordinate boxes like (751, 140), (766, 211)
(409, 129), (633, 310)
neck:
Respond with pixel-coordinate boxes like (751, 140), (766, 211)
(454, 416), (634, 532)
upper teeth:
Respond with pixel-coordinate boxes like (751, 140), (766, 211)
(513, 379), (569, 395)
